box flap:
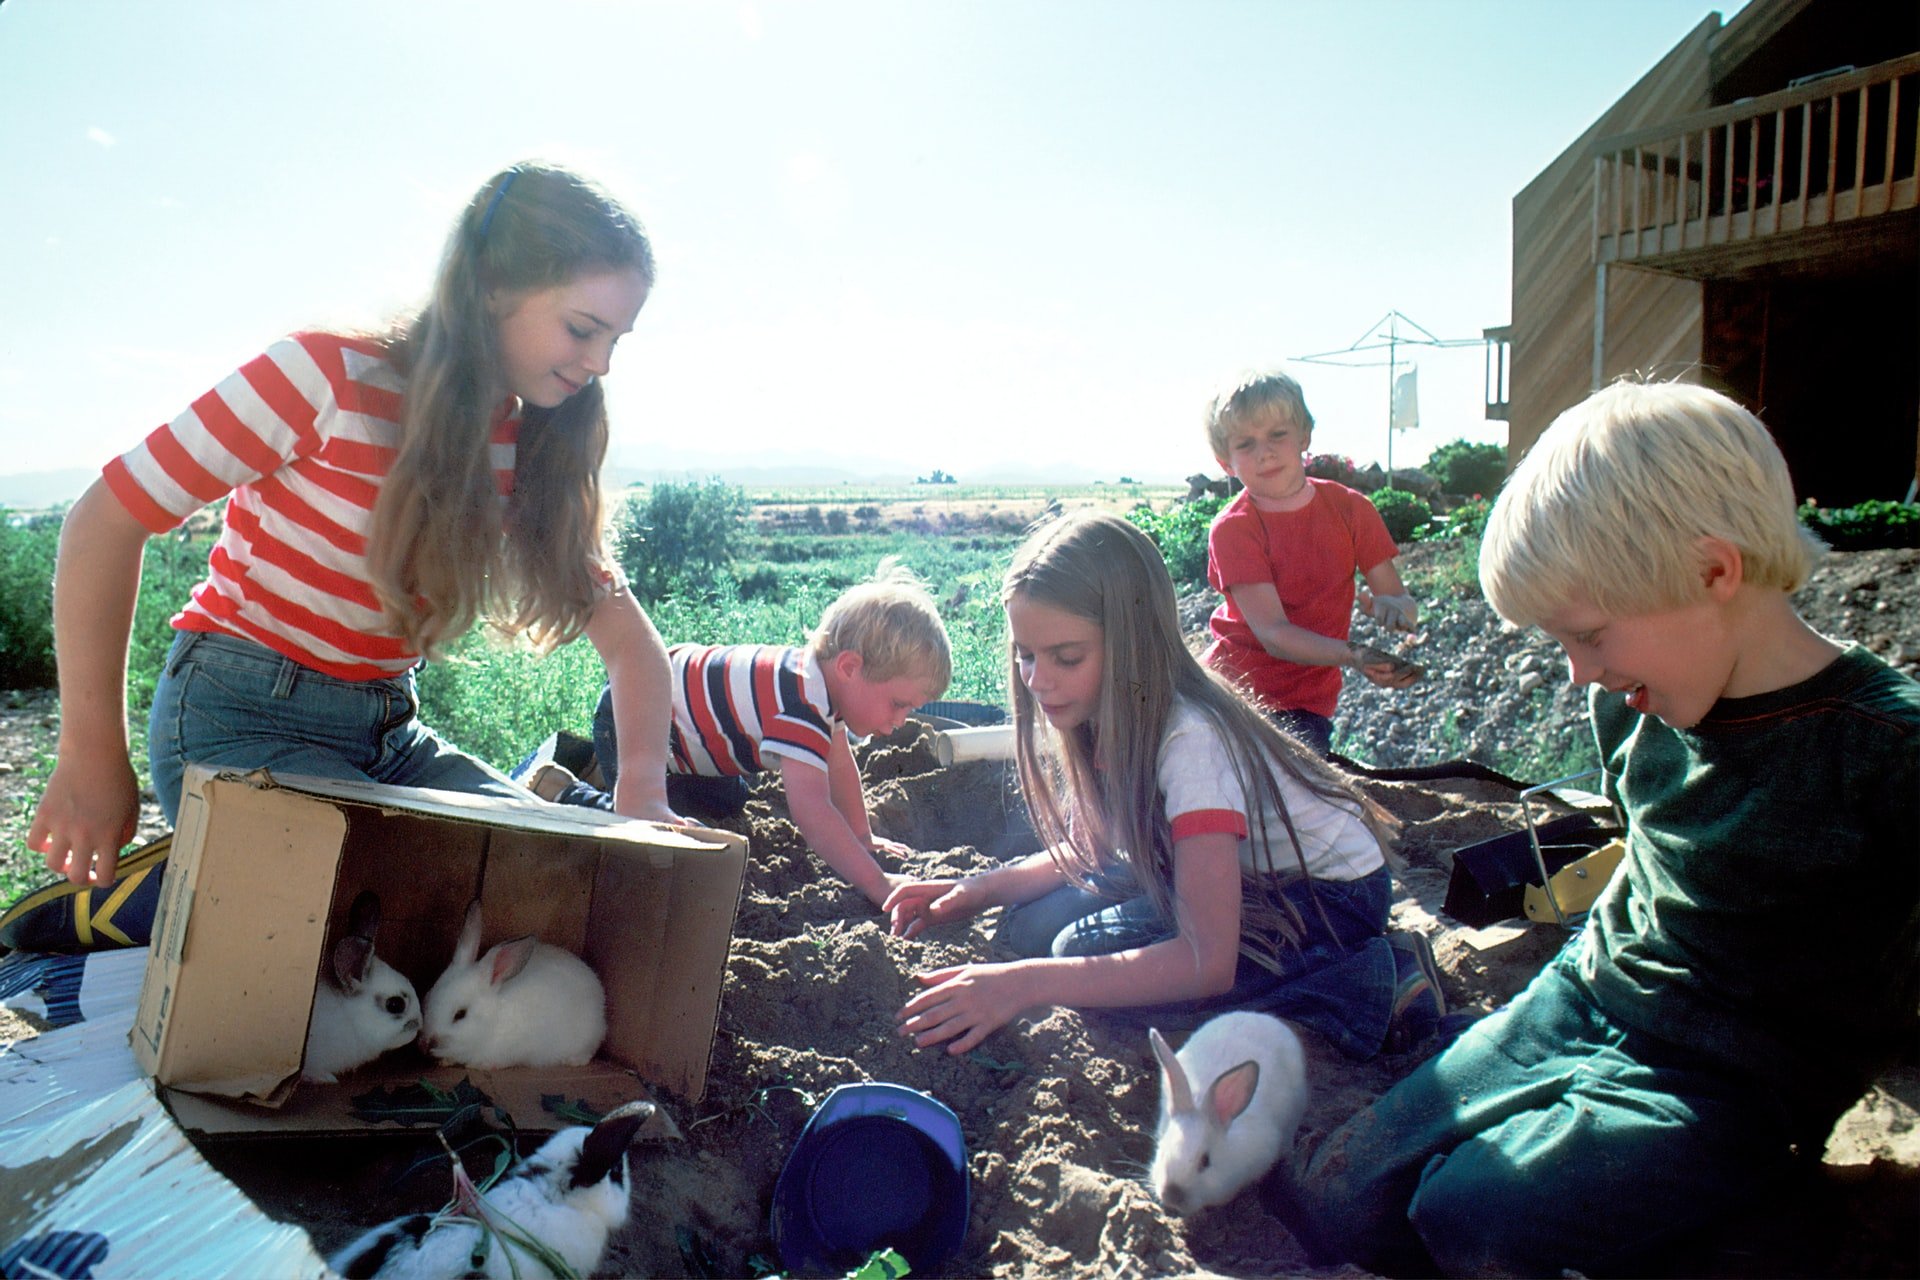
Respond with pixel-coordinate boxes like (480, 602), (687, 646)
(160, 1062), (664, 1138)
(244, 768), (729, 850)
(133, 770), (347, 1100)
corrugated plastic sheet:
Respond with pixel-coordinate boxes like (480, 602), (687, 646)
(0, 949), (331, 1277)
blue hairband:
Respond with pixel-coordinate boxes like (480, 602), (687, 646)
(478, 169), (520, 239)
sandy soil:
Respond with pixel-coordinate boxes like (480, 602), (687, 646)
(170, 725), (1912, 1279)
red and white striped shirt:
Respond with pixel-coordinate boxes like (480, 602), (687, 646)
(667, 644), (839, 776)
(102, 332), (520, 680)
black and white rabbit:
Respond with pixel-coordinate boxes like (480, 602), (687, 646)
(302, 891), (421, 1084)
(1148, 1011), (1309, 1215)
(418, 900), (607, 1069)
(327, 1101), (652, 1279)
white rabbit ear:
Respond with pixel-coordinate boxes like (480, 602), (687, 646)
(1149, 1027), (1193, 1114)
(488, 936), (539, 987)
(331, 934), (375, 993)
(1207, 1060), (1261, 1128)
(454, 901), (485, 965)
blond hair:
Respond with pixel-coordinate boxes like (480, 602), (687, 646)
(1480, 379), (1819, 628)
(1205, 371), (1316, 461)
(1003, 511), (1393, 968)
(372, 161), (655, 657)
(809, 557), (953, 691)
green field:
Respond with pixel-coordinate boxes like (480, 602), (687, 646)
(0, 485), (1166, 902)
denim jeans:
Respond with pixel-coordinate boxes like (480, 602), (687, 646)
(996, 865), (1397, 1057)
(147, 630), (523, 827)
(1280, 938), (1802, 1277)
(584, 680), (748, 823)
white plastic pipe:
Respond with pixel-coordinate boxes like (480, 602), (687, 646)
(933, 724), (1015, 767)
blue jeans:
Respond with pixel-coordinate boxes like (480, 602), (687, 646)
(1268, 708), (1334, 757)
(1280, 938), (1803, 1276)
(147, 630), (523, 827)
(996, 865), (1397, 1058)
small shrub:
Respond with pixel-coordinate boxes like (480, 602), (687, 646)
(1799, 499), (1920, 550)
(826, 508), (850, 535)
(1305, 454), (1364, 487)
(1128, 496), (1226, 585)
(1370, 487), (1433, 543)
(0, 513), (60, 689)
(1423, 439), (1506, 498)
(736, 565), (785, 601)
(1428, 496), (1491, 541)
(613, 480), (750, 601)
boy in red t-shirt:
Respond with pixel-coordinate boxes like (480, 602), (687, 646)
(1201, 372), (1419, 754)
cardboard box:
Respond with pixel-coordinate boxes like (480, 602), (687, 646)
(132, 764), (747, 1136)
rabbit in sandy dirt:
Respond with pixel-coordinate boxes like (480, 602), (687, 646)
(327, 1100), (653, 1279)
(302, 891), (421, 1084)
(1149, 1010), (1309, 1215)
(418, 900), (607, 1069)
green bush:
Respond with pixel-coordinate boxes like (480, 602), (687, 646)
(612, 480), (751, 601)
(1427, 496), (1491, 541)
(1128, 496), (1226, 585)
(1798, 499), (1920, 550)
(0, 513), (60, 689)
(1423, 440), (1506, 498)
(1369, 487), (1433, 543)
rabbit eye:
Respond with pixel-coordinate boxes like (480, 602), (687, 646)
(1198, 1154), (1211, 1172)
(384, 996), (407, 1015)
(452, 1009), (467, 1023)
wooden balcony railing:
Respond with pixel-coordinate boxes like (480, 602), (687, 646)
(1593, 53), (1920, 266)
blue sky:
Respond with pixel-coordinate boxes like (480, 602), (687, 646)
(0, 0), (1742, 488)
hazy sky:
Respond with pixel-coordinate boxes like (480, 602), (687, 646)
(0, 0), (1742, 486)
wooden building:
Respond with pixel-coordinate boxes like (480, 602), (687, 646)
(1494, 0), (1918, 504)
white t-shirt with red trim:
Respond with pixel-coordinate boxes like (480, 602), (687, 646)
(1158, 697), (1384, 882)
(102, 332), (521, 680)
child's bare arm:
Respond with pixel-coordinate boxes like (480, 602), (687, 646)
(585, 590), (681, 824)
(29, 479), (148, 887)
(885, 849), (1070, 938)
(897, 833), (1244, 1053)
(824, 726), (912, 856)
(780, 754), (898, 908)
(1229, 583), (1360, 668)
(1357, 558), (1419, 632)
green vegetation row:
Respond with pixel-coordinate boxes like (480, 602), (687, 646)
(2, 463), (1913, 902)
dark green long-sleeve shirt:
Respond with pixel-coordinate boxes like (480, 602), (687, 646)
(1578, 645), (1920, 1125)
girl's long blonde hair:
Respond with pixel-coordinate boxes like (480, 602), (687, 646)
(1004, 510), (1394, 967)
(372, 162), (655, 656)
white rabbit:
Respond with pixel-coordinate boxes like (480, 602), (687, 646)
(328, 1100), (652, 1279)
(303, 891), (421, 1084)
(1148, 1011), (1309, 1216)
(419, 901), (607, 1069)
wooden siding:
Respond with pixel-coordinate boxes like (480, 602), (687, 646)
(1509, 17), (1719, 463)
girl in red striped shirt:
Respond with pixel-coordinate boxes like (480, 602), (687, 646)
(32, 162), (681, 887)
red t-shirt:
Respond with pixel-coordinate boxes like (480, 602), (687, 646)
(1202, 481), (1398, 718)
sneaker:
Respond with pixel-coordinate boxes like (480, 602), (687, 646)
(1384, 930), (1447, 1054)
(509, 730), (598, 784)
(525, 762), (581, 803)
(0, 835), (170, 953)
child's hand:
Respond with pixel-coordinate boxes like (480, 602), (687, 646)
(867, 834), (917, 860)
(884, 877), (985, 938)
(897, 963), (1031, 1055)
(1357, 588), (1419, 633)
(1348, 642), (1424, 688)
